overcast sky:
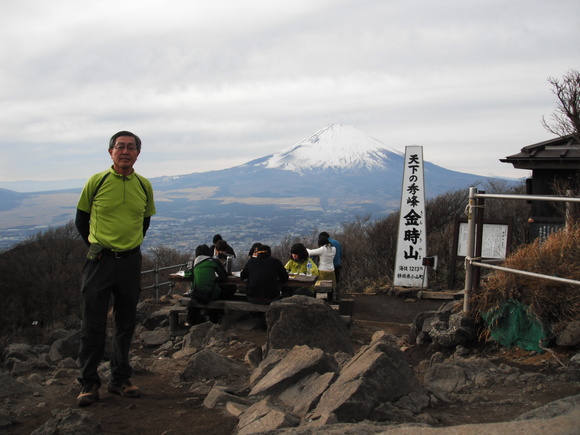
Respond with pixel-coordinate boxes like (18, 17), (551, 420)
(1, 0), (578, 188)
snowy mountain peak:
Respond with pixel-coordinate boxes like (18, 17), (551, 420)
(258, 124), (403, 173)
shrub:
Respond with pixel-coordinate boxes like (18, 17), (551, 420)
(0, 222), (86, 342)
(472, 224), (580, 333)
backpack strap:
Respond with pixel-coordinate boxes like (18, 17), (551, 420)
(133, 173), (149, 201)
(92, 172), (110, 201)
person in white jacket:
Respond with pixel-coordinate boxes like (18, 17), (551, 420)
(307, 234), (338, 301)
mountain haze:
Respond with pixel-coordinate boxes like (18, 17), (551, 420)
(0, 124), (518, 252)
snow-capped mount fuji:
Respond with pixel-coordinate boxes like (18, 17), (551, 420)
(250, 124), (403, 173)
(149, 120), (517, 217)
(137, 122), (517, 251)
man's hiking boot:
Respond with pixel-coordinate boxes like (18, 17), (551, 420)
(107, 380), (141, 398)
(77, 384), (99, 407)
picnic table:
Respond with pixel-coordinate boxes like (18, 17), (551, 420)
(168, 272), (333, 297)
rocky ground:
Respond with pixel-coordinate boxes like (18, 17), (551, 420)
(1, 292), (579, 434)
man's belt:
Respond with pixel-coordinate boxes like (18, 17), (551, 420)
(101, 246), (141, 259)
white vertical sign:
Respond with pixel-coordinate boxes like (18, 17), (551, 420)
(394, 146), (427, 287)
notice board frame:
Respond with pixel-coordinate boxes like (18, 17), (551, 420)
(448, 217), (513, 289)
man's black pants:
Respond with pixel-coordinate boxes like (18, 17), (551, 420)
(78, 250), (141, 387)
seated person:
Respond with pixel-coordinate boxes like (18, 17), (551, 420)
(187, 244), (232, 324)
(240, 245), (288, 305)
(211, 234), (236, 257)
(214, 239), (240, 273)
(284, 243), (319, 297)
(247, 242), (262, 259)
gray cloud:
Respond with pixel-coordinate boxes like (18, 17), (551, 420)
(0, 0), (578, 183)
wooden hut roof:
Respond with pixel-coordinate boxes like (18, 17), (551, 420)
(500, 135), (580, 170)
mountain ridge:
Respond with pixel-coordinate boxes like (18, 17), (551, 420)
(0, 124), (520, 251)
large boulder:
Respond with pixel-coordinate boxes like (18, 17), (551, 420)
(250, 345), (339, 396)
(183, 322), (223, 349)
(203, 385), (252, 409)
(425, 356), (507, 396)
(428, 313), (477, 348)
(48, 331), (80, 363)
(249, 349), (289, 386)
(140, 328), (171, 347)
(411, 302), (456, 335)
(516, 393), (580, 420)
(556, 321), (580, 347)
(2, 343), (50, 375)
(279, 371), (337, 418)
(2, 343), (38, 364)
(141, 305), (172, 330)
(237, 398), (300, 435)
(310, 331), (428, 423)
(179, 349), (249, 382)
(266, 296), (354, 356)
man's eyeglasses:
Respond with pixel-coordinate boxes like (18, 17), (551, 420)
(113, 144), (138, 151)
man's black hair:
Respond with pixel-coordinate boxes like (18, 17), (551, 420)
(109, 131), (142, 151)
(256, 245), (272, 258)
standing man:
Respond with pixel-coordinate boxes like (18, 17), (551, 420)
(320, 231), (342, 289)
(75, 131), (156, 407)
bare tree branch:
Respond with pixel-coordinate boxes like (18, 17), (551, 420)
(541, 69), (580, 141)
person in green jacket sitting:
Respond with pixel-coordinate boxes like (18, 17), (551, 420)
(187, 244), (229, 324)
(284, 243), (319, 297)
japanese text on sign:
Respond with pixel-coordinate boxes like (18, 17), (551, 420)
(394, 146), (427, 287)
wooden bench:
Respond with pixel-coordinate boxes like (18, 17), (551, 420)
(169, 296), (270, 336)
(182, 296), (269, 311)
(313, 279), (333, 299)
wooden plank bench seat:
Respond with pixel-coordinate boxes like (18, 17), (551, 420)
(169, 296), (270, 335)
(179, 296), (270, 311)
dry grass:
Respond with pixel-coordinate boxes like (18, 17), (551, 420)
(472, 224), (580, 331)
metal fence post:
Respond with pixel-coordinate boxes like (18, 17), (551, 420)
(154, 265), (160, 301)
(566, 189), (573, 231)
(463, 187), (478, 314)
(140, 263), (187, 300)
